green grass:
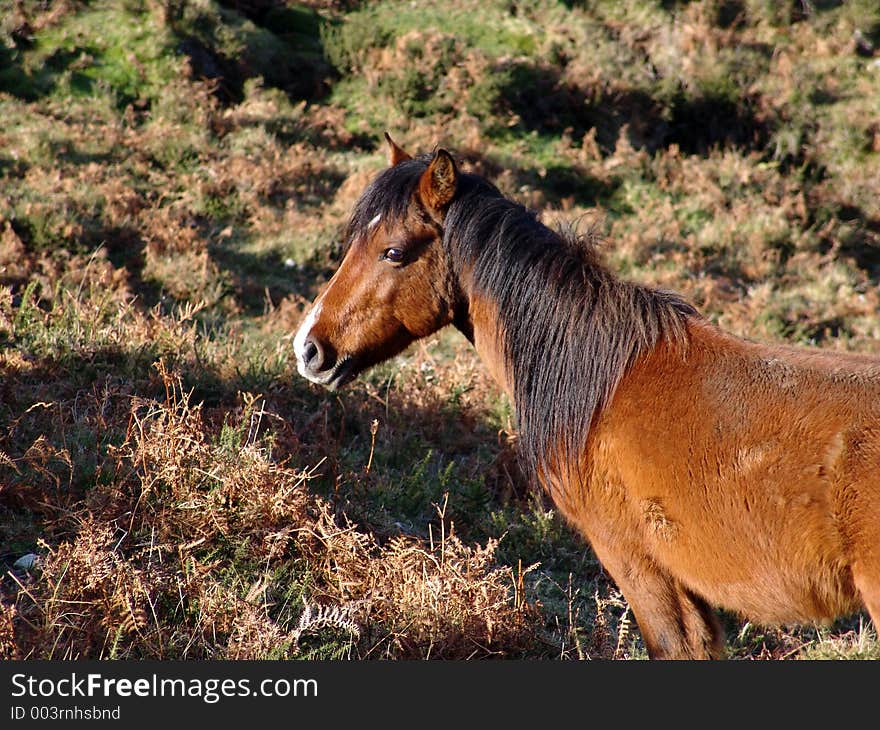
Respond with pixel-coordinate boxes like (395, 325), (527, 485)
(2, 5), (181, 105)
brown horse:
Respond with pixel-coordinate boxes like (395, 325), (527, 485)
(294, 134), (880, 659)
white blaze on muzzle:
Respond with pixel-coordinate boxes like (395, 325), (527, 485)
(295, 215), (380, 381)
(293, 294), (324, 379)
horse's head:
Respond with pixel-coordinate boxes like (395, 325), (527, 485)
(294, 134), (461, 389)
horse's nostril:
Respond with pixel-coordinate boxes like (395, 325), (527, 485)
(303, 340), (317, 364)
(302, 337), (326, 371)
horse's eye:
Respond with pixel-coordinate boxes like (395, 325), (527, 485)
(383, 248), (405, 263)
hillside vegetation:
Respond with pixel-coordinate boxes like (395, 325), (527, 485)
(1, 0), (879, 659)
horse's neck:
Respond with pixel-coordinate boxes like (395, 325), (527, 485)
(456, 282), (514, 399)
(453, 243), (697, 470)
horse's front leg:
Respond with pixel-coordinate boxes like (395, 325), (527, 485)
(588, 534), (725, 659)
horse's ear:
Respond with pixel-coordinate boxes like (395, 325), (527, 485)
(384, 132), (411, 166)
(419, 148), (457, 213)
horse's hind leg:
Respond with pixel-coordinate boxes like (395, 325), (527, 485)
(851, 546), (880, 633)
(848, 556), (880, 647)
(844, 476), (880, 634)
(591, 538), (724, 659)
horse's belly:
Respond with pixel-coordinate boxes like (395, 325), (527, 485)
(571, 442), (865, 624)
(632, 473), (860, 624)
(579, 328), (880, 625)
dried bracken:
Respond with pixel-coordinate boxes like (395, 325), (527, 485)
(5, 365), (539, 659)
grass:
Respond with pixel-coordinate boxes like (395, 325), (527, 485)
(1, 0), (880, 660)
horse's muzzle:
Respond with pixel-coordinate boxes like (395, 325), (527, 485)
(300, 336), (327, 372)
(297, 337), (355, 390)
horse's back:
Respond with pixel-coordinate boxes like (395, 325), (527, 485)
(578, 318), (880, 624)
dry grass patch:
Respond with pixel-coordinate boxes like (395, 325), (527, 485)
(4, 366), (541, 659)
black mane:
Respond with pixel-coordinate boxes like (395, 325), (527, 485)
(344, 154), (435, 247)
(347, 157), (697, 486)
